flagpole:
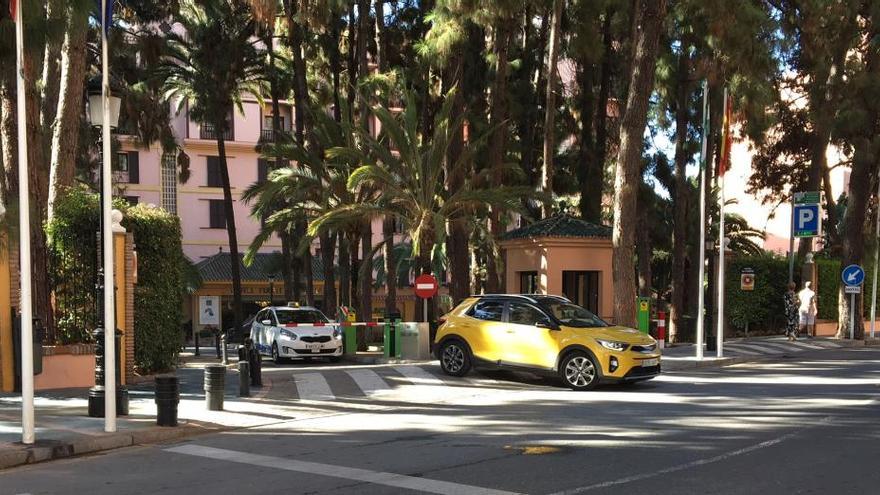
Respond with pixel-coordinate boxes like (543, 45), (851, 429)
(695, 81), (709, 361)
(101, 0), (117, 433)
(716, 89), (730, 359)
(14, 0), (35, 445)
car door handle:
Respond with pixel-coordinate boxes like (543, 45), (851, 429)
(505, 330), (515, 334)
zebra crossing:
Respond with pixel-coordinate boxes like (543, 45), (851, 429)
(698, 337), (849, 358)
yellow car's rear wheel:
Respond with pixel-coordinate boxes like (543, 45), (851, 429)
(559, 351), (599, 391)
(439, 340), (472, 377)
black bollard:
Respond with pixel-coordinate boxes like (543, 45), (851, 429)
(238, 361), (250, 397)
(155, 375), (179, 427)
(237, 345), (247, 362)
(204, 364), (226, 411)
(221, 334), (228, 365)
(249, 347), (262, 387)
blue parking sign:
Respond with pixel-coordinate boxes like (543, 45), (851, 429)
(793, 204), (821, 238)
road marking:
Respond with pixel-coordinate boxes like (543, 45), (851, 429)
(166, 444), (523, 495)
(548, 416), (832, 494)
(733, 343), (780, 355)
(759, 342), (800, 353)
(723, 346), (763, 356)
(345, 369), (392, 396)
(395, 365), (445, 386)
(294, 373), (335, 401)
(788, 341), (824, 351)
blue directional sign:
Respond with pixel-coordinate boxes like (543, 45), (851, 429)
(793, 204), (821, 238)
(842, 264), (865, 286)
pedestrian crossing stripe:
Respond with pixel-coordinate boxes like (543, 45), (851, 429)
(344, 369), (392, 397)
(294, 373), (335, 401)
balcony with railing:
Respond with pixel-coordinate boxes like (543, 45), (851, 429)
(199, 123), (234, 141)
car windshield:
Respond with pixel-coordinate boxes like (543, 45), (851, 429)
(539, 301), (607, 328)
(275, 310), (329, 324)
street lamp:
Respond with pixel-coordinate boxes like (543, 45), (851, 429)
(86, 79), (128, 419)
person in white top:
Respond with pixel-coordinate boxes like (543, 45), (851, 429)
(797, 281), (817, 338)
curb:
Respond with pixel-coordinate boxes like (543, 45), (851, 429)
(663, 339), (866, 372)
(0, 423), (213, 472)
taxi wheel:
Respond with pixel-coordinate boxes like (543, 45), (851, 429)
(271, 343), (285, 364)
(439, 340), (471, 377)
(559, 351), (599, 391)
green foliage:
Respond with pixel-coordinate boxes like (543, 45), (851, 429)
(815, 258), (840, 321)
(123, 204), (185, 374)
(48, 188), (185, 372)
(724, 255), (790, 334)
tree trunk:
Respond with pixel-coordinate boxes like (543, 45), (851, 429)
(320, 231), (337, 313)
(669, 49), (692, 343)
(304, 234), (315, 306)
(383, 215), (397, 314)
(611, 0), (666, 327)
(281, 236), (293, 301)
(331, 15), (343, 123)
(287, 0), (310, 145)
(216, 136), (243, 341)
(48, 6), (88, 219)
(339, 233), (351, 308)
(540, 0), (564, 218)
(637, 210), (652, 297)
(577, 60), (595, 220)
(485, 20), (513, 294)
(40, 0), (63, 137)
(583, 8), (614, 223)
(0, 77), (17, 205)
(360, 218), (373, 321)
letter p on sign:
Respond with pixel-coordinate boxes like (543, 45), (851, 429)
(793, 204), (821, 238)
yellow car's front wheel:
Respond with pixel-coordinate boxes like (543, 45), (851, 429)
(559, 351), (600, 391)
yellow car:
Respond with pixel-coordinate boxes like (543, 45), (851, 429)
(434, 294), (661, 390)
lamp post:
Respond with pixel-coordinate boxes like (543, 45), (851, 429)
(86, 80), (128, 420)
(268, 274), (276, 306)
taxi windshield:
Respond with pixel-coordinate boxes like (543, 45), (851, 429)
(538, 301), (607, 328)
(275, 310), (329, 324)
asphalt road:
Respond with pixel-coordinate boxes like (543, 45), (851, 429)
(2, 347), (879, 495)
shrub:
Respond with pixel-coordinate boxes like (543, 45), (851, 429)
(816, 258), (840, 320)
(724, 254), (789, 334)
(123, 204), (184, 373)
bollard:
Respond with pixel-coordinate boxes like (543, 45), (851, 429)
(248, 346), (262, 387)
(155, 375), (179, 427)
(221, 334), (228, 365)
(657, 311), (666, 350)
(214, 331), (221, 358)
(204, 364), (226, 411)
(237, 344), (247, 362)
(238, 361), (250, 397)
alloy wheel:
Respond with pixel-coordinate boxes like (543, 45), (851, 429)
(564, 356), (596, 388)
(442, 344), (465, 374)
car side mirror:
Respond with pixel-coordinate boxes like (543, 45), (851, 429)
(537, 320), (560, 331)
(261, 319), (272, 326)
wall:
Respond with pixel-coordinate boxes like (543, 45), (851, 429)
(34, 345), (96, 390)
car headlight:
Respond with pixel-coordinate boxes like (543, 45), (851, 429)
(332, 328), (341, 339)
(597, 339), (628, 352)
(280, 329), (297, 340)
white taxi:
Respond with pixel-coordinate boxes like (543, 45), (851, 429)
(249, 306), (343, 364)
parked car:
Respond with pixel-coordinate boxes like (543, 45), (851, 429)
(249, 305), (342, 364)
(433, 294), (660, 390)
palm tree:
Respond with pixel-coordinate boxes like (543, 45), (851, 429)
(309, 89), (538, 321)
(160, 0), (266, 339)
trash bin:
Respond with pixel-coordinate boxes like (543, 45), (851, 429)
(155, 376), (179, 427)
(12, 317), (44, 392)
(342, 324), (357, 355)
(399, 322), (431, 360)
(383, 321), (400, 358)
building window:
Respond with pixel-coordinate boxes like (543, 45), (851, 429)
(261, 114), (286, 141)
(208, 200), (226, 229)
(519, 271), (538, 294)
(117, 152), (129, 172)
(206, 156), (223, 187)
(392, 215), (404, 234)
(161, 152), (178, 214)
(199, 111), (234, 140)
(124, 196), (139, 206)
(257, 159), (270, 184)
(114, 151), (139, 184)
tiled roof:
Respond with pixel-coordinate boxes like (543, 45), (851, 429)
(195, 251), (325, 282)
(501, 214), (612, 241)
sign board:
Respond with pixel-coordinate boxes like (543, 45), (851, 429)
(740, 268), (755, 291)
(845, 285), (862, 294)
(636, 297), (650, 334)
(841, 264), (865, 286)
(414, 274), (439, 299)
(794, 191), (821, 204)
(793, 204), (821, 238)
(198, 296), (220, 326)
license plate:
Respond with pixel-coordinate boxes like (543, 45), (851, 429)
(306, 343), (322, 352)
(641, 358), (659, 367)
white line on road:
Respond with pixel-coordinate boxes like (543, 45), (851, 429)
(293, 373), (335, 401)
(722, 346), (763, 356)
(165, 444), (523, 495)
(395, 365), (445, 386)
(788, 341), (825, 351)
(345, 369), (392, 396)
(732, 343), (781, 355)
(547, 416), (833, 494)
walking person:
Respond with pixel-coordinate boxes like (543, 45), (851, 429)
(784, 282), (799, 341)
(797, 281), (818, 338)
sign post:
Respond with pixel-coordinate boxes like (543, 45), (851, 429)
(636, 297), (650, 334)
(790, 192), (822, 283)
(842, 265), (865, 340)
(414, 274), (439, 323)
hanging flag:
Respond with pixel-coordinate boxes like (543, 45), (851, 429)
(718, 92), (733, 177)
(95, 0), (115, 32)
(9, 0), (17, 21)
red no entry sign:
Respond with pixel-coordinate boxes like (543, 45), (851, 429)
(414, 274), (439, 299)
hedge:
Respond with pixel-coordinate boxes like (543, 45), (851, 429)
(724, 255), (789, 334)
(48, 188), (184, 373)
(815, 258), (840, 320)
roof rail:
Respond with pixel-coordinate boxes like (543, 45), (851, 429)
(470, 294), (539, 302)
